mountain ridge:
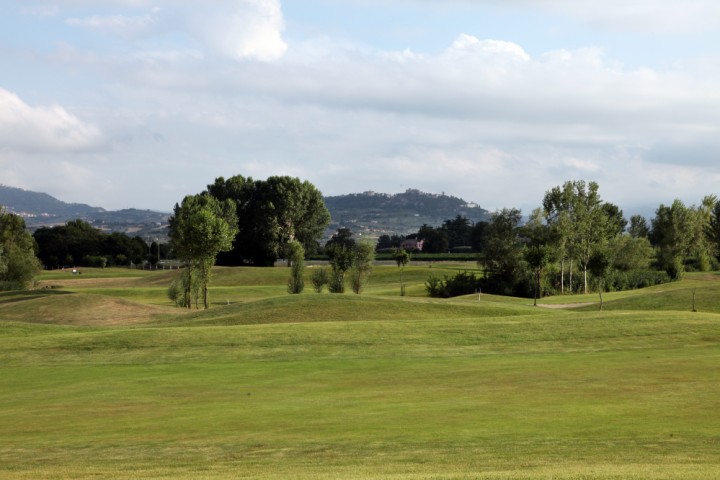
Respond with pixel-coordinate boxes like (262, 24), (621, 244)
(0, 184), (490, 237)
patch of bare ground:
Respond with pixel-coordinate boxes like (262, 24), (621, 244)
(0, 294), (180, 326)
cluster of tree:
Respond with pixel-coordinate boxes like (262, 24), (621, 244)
(376, 215), (486, 254)
(0, 209), (41, 290)
(206, 175), (331, 266)
(310, 228), (376, 294)
(33, 219), (158, 269)
(429, 180), (720, 305)
(167, 175), (330, 308)
(168, 194), (238, 309)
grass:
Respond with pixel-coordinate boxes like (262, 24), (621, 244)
(1, 265), (720, 478)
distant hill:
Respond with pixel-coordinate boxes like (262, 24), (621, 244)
(0, 185), (168, 238)
(0, 184), (104, 219)
(324, 189), (491, 236)
(1, 184), (489, 239)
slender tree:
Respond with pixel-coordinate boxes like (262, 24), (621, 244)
(350, 239), (375, 294)
(393, 248), (410, 296)
(650, 199), (692, 279)
(287, 240), (305, 294)
(588, 247), (612, 311)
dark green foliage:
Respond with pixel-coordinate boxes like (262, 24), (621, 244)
(628, 214), (650, 238)
(82, 255), (108, 269)
(604, 269), (671, 291)
(207, 175), (330, 267)
(440, 215), (473, 249)
(0, 209), (41, 290)
(34, 220), (147, 268)
(376, 234), (405, 251)
(651, 200), (691, 279)
(418, 224), (449, 253)
(479, 208), (525, 288)
(425, 271), (482, 298)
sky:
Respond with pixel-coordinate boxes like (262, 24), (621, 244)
(1, 0), (720, 216)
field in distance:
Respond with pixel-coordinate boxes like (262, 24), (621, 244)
(1, 265), (719, 479)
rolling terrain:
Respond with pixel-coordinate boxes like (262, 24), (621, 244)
(1, 266), (719, 479)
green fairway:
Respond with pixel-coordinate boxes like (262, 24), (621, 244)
(1, 266), (720, 478)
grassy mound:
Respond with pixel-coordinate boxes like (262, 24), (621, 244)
(0, 290), (177, 326)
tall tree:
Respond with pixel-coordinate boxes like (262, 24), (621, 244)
(479, 208), (524, 294)
(0, 209), (41, 289)
(418, 224), (449, 253)
(628, 215), (650, 238)
(325, 228), (356, 293)
(286, 240), (305, 294)
(542, 182), (576, 293)
(440, 215), (472, 249)
(650, 199), (692, 279)
(522, 208), (554, 305)
(393, 248), (410, 296)
(168, 194), (238, 309)
(349, 239), (375, 294)
(571, 181), (610, 294)
(707, 198), (720, 261)
(690, 195), (717, 271)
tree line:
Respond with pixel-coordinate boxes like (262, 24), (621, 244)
(33, 219), (157, 269)
(4, 175), (720, 307)
(423, 180), (720, 304)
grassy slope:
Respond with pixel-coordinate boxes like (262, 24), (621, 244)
(1, 267), (720, 479)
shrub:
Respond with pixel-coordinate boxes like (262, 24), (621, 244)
(310, 267), (329, 293)
(426, 271), (482, 298)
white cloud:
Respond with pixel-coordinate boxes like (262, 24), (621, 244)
(8, 2), (720, 211)
(448, 35), (530, 61)
(0, 88), (104, 153)
(185, 0), (287, 61)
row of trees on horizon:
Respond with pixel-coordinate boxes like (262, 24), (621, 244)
(2, 175), (720, 306)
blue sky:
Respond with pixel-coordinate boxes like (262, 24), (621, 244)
(1, 0), (720, 216)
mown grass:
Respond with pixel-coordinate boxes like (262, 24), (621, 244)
(1, 266), (720, 478)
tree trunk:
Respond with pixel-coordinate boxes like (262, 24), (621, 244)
(560, 258), (565, 294)
(569, 259), (573, 293)
(185, 268), (192, 309)
(202, 263), (210, 309)
(584, 265), (588, 294)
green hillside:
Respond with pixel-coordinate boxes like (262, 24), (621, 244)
(1, 267), (719, 479)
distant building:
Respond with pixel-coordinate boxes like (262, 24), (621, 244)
(401, 238), (423, 252)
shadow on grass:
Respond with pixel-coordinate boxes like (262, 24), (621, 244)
(0, 288), (73, 306)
